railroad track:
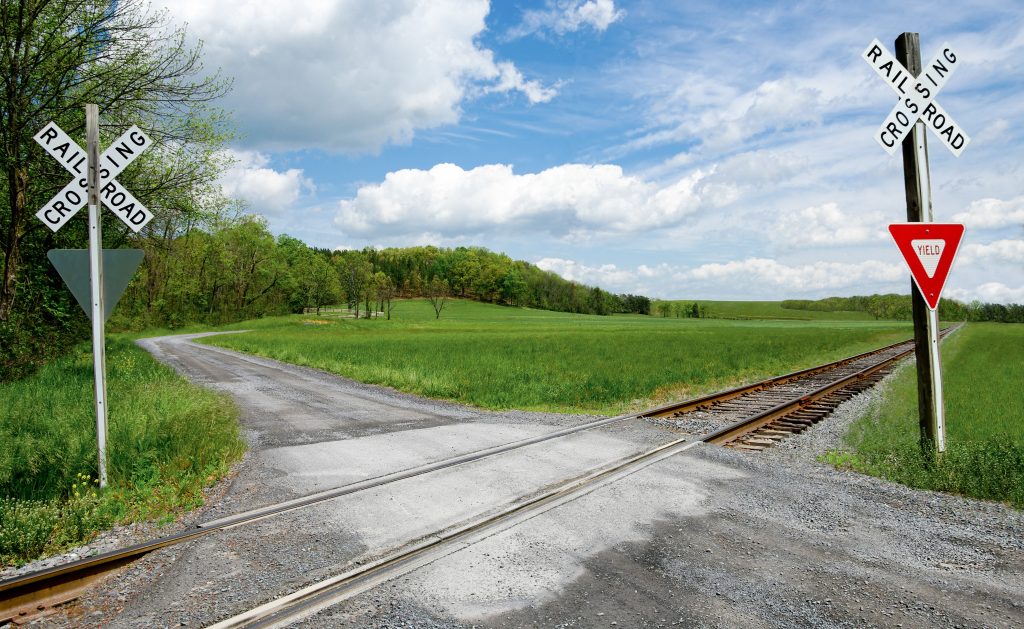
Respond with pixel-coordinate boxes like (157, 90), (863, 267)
(645, 326), (958, 450)
(0, 329), (954, 626)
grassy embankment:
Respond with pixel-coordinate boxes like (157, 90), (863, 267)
(0, 338), (245, 567)
(202, 299), (910, 415)
(824, 323), (1024, 507)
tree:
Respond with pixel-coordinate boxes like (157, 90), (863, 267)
(335, 252), (372, 319)
(375, 271), (397, 320)
(0, 0), (231, 377)
(426, 276), (449, 320)
(297, 254), (339, 315)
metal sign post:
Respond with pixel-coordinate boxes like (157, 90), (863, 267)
(863, 33), (971, 455)
(85, 105), (109, 488)
(33, 106), (153, 488)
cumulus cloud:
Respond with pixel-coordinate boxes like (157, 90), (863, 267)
(334, 162), (710, 240)
(947, 283), (1024, 304)
(219, 150), (314, 213)
(772, 202), (886, 247)
(952, 196), (1024, 229)
(535, 257), (641, 290)
(160, 0), (555, 152)
(507, 0), (624, 39)
(960, 239), (1024, 265)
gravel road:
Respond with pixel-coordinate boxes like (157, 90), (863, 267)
(13, 334), (1022, 628)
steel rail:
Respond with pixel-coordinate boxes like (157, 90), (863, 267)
(0, 330), (930, 623)
(211, 437), (701, 628)
(639, 335), (917, 419)
(201, 329), (957, 628)
(704, 324), (959, 448)
(0, 412), (632, 624)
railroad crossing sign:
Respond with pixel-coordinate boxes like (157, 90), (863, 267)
(34, 121), (154, 232)
(864, 33), (970, 456)
(889, 223), (964, 310)
(32, 107), (155, 488)
(862, 39), (970, 156)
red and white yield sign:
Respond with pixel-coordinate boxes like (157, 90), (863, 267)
(889, 223), (964, 310)
(863, 39), (970, 157)
(34, 122), (154, 232)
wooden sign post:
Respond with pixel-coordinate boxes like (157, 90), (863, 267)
(863, 33), (970, 455)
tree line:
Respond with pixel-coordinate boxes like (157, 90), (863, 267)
(110, 214), (652, 331)
(781, 295), (1024, 323)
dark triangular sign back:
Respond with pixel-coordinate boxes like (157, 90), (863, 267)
(888, 223), (964, 310)
(48, 249), (144, 322)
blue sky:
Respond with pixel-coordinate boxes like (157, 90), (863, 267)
(159, 0), (1024, 302)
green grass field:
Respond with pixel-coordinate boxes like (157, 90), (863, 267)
(825, 323), (1024, 507)
(654, 300), (875, 321)
(202, 299), (911, 415)
(0, 338), (245, 566)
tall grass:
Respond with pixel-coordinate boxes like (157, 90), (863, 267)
(0, 338), (245, 566)
(825, 323), (1024, 507)
(202, 299), (911, 414)
(656, 300), (876, 321)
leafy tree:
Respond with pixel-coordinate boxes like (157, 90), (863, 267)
(376, 272), (397, 320)
(296, 252), (339, 315)
(335, 251), (372, 319)
(0, 0), (230, 378)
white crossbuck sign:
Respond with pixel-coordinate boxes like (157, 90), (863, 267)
(34, 122), (154, 232)
(862, 39), (970, 157)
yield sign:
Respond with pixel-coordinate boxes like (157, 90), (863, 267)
(889, 223), (964, 310)
(47, 249), (144, 322)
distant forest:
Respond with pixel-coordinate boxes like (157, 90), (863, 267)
(2, 212), (652, 380)
(111, 214), (651, 330)
(781, 295), (1024, 323)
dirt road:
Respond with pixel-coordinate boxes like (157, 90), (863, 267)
(44, 334), (1024, 628)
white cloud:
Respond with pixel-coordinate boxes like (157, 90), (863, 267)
(160, 0), (555, 152)
(680, 258), (903, 293)
(952, 196), (1024, 229)
(479, 62), (558, 104)
(508, 1), (624, 39)
(535, 257), (639, 289)
(219, 150), (313, 213)
(620, 65), (866, 155)
(334, 162), (710, 240)
(960, 239), (1024, 265)
(947, 282), (1024, 304)
(772, 202), (886, 247)
(533, 255), (906, 299)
